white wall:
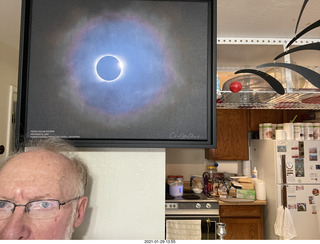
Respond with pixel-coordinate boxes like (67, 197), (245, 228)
(0, 38), (18, 158)
(166, 148), (243, 182)
(166, 148), (207, 180)
(0, 0), (21, 161)
(73, 149), (166, 240)
(0, 41), (19, 161)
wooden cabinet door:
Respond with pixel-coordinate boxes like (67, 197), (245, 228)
(219, 205), (262, 217)
(220, 217), (263, 240)
(283, 109), (314, 123)
(248, 109), (315, 131)
(248, 109), (283, 131)
(219, 205), (264, 240)
(205, 109), (248, 160)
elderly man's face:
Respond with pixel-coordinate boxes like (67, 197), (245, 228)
(0, 150), (88, 240)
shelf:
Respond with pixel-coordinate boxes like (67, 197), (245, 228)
(217, 90), (320, 110)
(216, 38), (320, 110)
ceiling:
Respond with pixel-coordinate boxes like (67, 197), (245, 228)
(217, 0), (320, 39)
(1, 0), (319, 49)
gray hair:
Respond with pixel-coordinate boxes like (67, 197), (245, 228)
(0, 138), (88, 197)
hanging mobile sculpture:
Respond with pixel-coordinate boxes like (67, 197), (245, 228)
(231, 0), (320, 95)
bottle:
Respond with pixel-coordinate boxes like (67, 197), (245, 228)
(207, 163), (218, 193)
(252, 167), (258, 179)
(207, 163), (219, 178)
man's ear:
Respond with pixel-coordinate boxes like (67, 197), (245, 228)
(73, 196), (88, 228)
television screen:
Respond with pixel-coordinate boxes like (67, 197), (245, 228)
(17, 0), (216, 148)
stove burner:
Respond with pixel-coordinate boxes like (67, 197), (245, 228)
(182, 194), (201, 200)
(166, 194), (175, 200)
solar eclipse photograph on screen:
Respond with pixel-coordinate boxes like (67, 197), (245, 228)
(18, 0), (216, 147)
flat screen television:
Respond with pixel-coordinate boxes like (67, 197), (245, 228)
(16, 0), (217, 148)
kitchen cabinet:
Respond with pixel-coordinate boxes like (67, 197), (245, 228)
(205, 109), (317, 161)
(205, 109), (249, 160)
(282, 110), (314, 123)
(248, 109), (283, 131)
(219, 204), (264, 240)
(248, 109), (315, 131)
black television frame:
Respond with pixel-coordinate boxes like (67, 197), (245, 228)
(16, 0), (217, 148)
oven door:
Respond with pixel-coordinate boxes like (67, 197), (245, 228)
(165, 215), (219, 240)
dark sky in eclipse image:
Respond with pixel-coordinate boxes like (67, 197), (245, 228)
(26, 0), (210, 140)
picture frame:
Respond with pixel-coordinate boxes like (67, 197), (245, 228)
(16, 0), (217, 148)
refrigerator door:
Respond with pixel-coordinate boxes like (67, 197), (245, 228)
(251, 139), (320, 240)
(277, 140), (320, 184)
(286, 184), (320, 239)
(274, 140), (294, 184)
(251, 140), (280, 239)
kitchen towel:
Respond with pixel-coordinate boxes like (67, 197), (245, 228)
(166, 220), (201, 240)
(274, 206), (297, 240)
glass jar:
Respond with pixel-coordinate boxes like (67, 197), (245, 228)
(167, 175), (176, 185)
(168, 175), (183, 197)
(207, 165), (217, 179)
(176, 176), (184, 184)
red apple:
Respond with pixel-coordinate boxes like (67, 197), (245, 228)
(229, 81), (242, 93)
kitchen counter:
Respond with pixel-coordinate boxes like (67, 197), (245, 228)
(219, 199), (267, 206)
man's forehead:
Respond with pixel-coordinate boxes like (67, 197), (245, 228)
(5, 149), (68, 168)
(0, 150), (74, 187)
(0, 150), (75, 201)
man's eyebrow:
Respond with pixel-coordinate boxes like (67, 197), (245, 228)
(27, 195), (57, 201)
(0, 194), (55, 203)
(0, 196), (13, 202)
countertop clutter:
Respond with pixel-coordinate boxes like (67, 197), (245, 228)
(168, 165), (267, 204)
(166, 173), (268, 205)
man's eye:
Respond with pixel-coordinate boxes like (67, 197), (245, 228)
(29, 201), (55, 210)
(39, 201), (52, 208)
(0, 201), (8, 208)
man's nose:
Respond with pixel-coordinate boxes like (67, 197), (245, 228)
(0, 207), (31, 240)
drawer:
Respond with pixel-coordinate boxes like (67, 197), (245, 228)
(219, 205), (262, 218)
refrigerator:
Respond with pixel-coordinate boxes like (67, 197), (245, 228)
(251, 139), (320, 240)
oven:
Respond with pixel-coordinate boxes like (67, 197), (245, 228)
(165, 193), (220, 240)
